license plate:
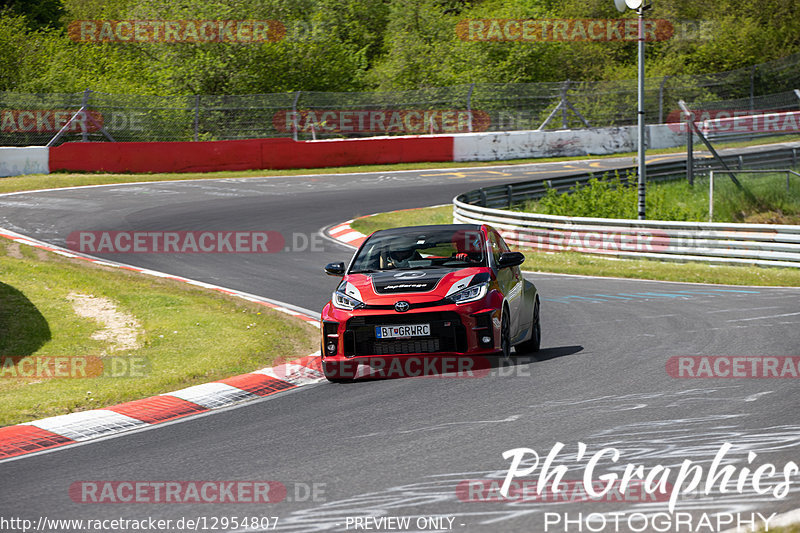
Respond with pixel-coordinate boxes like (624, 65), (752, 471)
(375, 324), (430, 339)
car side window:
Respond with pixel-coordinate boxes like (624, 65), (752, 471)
(497, 232), (511, 254)
(489, 232), (502, 269)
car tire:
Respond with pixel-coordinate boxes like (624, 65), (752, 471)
(515, 297), (541, 354)
(500, 307), (512, 358)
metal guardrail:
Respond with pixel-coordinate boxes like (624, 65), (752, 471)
(453, 146), (800, 267)
(458, 145), (800, 210)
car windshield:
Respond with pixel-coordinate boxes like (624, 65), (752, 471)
(349, 227), (486, 272)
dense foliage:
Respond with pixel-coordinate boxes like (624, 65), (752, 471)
(1, 0), (799, 95)
(521, 172), (800, 224)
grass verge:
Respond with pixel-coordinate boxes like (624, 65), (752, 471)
(0, 239), (318, 427)
(2, 135), (798, 195)
(351, 205), (800, 287)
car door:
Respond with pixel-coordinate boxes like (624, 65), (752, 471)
(489, 229), (523, 339)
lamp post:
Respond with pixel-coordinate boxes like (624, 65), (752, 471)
(615, 0), (649, 219)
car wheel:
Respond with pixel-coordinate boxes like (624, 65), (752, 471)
(515, 297), (541, 354)
(500, 308), (511, 358)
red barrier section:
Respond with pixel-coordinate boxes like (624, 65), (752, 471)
(261, 136), (454, 169)
(49, 136), (453, 174)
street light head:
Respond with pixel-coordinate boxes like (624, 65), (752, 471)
(613, 0), (627, 12)
(625, 0), (643, 8)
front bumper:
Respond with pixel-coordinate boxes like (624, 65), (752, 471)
(320, 298), (502, 363)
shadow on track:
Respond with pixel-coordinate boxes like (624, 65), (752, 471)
(0, 281), (51, 357)
(323, 345), (583, 383)
(515, 344), (583, 363)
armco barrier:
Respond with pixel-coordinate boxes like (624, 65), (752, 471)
(454, 201), (800, 268)
(0, 146), (49, 177)
(454, 146), (800, 267)
(459, 145), (800, 210)
(48, 136), (454, 174)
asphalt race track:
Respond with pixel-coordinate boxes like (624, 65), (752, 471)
(0, 150), (798, 533)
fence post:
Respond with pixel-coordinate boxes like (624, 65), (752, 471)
(506, 184), (513, 209)
(686, 110), (694, 186)
(750, 65), (757, 112)
(194, 95), (200, 142)
(466, 83), (475, 133)
(709, 171), (714, 222)
(81, 88), (90, 142)
(561, 80), (570, 129)
(292, 91), (301, 142)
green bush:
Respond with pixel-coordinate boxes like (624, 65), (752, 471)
(520, 171), (800, 223)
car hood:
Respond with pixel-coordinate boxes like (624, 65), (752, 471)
(340, 268), (489, 304)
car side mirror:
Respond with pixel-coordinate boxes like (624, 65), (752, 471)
(498, 251), (525, 269)
(324, 262), (346, 276)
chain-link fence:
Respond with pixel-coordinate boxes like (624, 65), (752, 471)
(2, 53), (800, 146)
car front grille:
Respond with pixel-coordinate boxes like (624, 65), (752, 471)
(373, 338), (440, 355)
(344, 312), (467, 357)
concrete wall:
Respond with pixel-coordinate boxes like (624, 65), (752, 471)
(453, 124), (686, 162)
(0, 147), (49, 177)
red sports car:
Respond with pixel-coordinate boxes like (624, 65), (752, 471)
(320, 224), (541, 382)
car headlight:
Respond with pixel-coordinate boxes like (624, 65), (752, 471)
(449, 282), (489, 304)
(332, 290), (364, 310)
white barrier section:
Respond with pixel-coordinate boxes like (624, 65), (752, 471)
(647, 123), (686, 150)
(0, 147), (49, 177)
(453, 199), (800, 268)
(453, 124), (686, 162)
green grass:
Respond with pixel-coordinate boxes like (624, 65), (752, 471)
(0, 239), (318, 427)
(351, 205), (800, 287)
(518, 170), (800, 224)
(1, 135), (798, 195)
(353, 205), (454, 236)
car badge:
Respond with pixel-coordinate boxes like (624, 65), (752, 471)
(394, 301), (411, 312)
